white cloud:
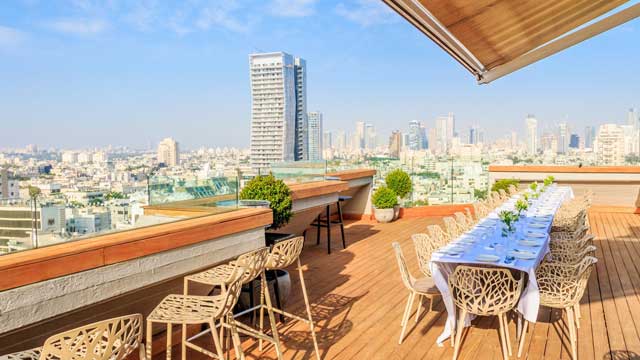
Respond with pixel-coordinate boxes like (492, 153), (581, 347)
(123, 0), (158, 31)
(0, 25), (25, 47)
(196, 2), (251, 33)
(269, 0), (317, 17)
(335, 0), (397, 26)
(47, 18), (108, 35)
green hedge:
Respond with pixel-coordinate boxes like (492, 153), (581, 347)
(491, 179), (519, 193)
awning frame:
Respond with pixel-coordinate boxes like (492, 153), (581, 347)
(383, 0), (640, 84)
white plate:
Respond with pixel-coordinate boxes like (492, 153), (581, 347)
(509, 250), (536, 260)
(527, 231), (546, 238)
(475, 254), (500, 262)
(519, 239), (543, 247)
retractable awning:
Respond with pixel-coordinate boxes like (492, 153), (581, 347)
(382, 0), (640, 84)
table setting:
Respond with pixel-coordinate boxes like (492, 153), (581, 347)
(429, 184), (574, 345)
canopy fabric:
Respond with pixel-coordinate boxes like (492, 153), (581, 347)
(383, 0), (639, 83)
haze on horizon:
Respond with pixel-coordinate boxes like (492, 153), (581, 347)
(1, 0), (639, 150)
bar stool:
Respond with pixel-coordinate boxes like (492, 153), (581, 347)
(257, 236), (321, 360)
(311, 195), (350, 254)
(183, 247), (283, 359)
(146, 269), (245, 360)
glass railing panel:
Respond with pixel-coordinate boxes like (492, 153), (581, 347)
(269, 160), (327, 184)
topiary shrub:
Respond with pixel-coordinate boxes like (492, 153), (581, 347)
(240, 174), (292, 230)
(385, 169), (412, 199)
(372, 186), (398, 209)
(491, 179), (519, 193)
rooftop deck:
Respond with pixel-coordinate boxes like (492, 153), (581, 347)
(174, 209), (640, 360)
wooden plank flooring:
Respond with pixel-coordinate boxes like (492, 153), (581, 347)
(158, 211), (640, 360)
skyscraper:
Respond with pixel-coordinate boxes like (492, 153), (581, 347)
(249, 52), (309, 169)
(584, 126), (595, 149)
(595, 124), (625, 165)
(334, 130), (346, 150)
(365, 123), (376, 150)
(307, 111), (323, 160)
(525, 115), (538, 155)
(157, 137), (179, 166)
(355, 121), (365, 150)
(294, 58), (308, 161)
(569, 134), (580, 149)
(408, 120), (421, 150)
(557, 122), (569, 154)
(389, 130), (402, 158)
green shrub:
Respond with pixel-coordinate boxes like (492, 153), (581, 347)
(385, 169), (412, 199)
(491, 179), (519, 193)
(372, 186), (398, 209)
(240, 174), (292, 230)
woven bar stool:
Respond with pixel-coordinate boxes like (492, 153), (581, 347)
(0, 314), (146, 360)
(147, 268), (245, 360)
(255, 236), (321, 360)
(183, 247), (283, 359)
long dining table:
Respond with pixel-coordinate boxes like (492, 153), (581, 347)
(429, 185), (574, 345)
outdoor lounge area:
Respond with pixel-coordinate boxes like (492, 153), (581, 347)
(172, 206), (637, 360)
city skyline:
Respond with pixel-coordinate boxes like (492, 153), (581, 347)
(1, 1), (639, 149)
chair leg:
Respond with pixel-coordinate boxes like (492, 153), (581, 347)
(399, 292), (415, 344)
(517, 320), (528, 358)
(497, 315), (508, 360)
(566, 307), (577, 360)
(181, 324), (187, 360)
(316, 214), (321, 245)
(400, 292), (412, 328)
(209, 321), (225, 360)
(452, 308), (466, 360)
(297, 258), (320, 360)
(166, 323), (172, 360)
(146, 321), (153, 360)
(272, 272), (285, 323)
(415, 295), (423, 323)
(262, 271), (284, 360)
(337, 201), (346, 248)
(326, 205), (331, 254)
(503, 313), (512, 357)
(259, 274), (265, 351)
(228, 315), (245, 360)
(574, 303), (581, 329)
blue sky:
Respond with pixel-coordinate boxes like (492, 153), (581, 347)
(1, 0), (639, 149)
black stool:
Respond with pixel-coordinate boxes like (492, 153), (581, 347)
(312, 195), (351, 254)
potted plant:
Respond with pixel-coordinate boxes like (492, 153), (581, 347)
(239, 174), (293, 244)
(239, 174), (294, 309)
(515, 199), (528, 216)
(372, 186), (398, 223)
(543, 175), (555, 187)
(498, 210), (519, 238)
(385, 169), (412, 219)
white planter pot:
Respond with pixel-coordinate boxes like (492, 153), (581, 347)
(374, 208), (395, 223)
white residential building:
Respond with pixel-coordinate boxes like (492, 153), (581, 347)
(595, 124), (625, 165)
(307, 111), (323, 160)
(526, 115), (538, 155)
(249, 52), (297, 170)
(157, 137), (179, 166)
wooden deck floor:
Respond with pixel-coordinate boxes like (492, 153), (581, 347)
(164, 211), (640, 360)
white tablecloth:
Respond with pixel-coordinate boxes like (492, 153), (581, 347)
(430, 185), (574, 345)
